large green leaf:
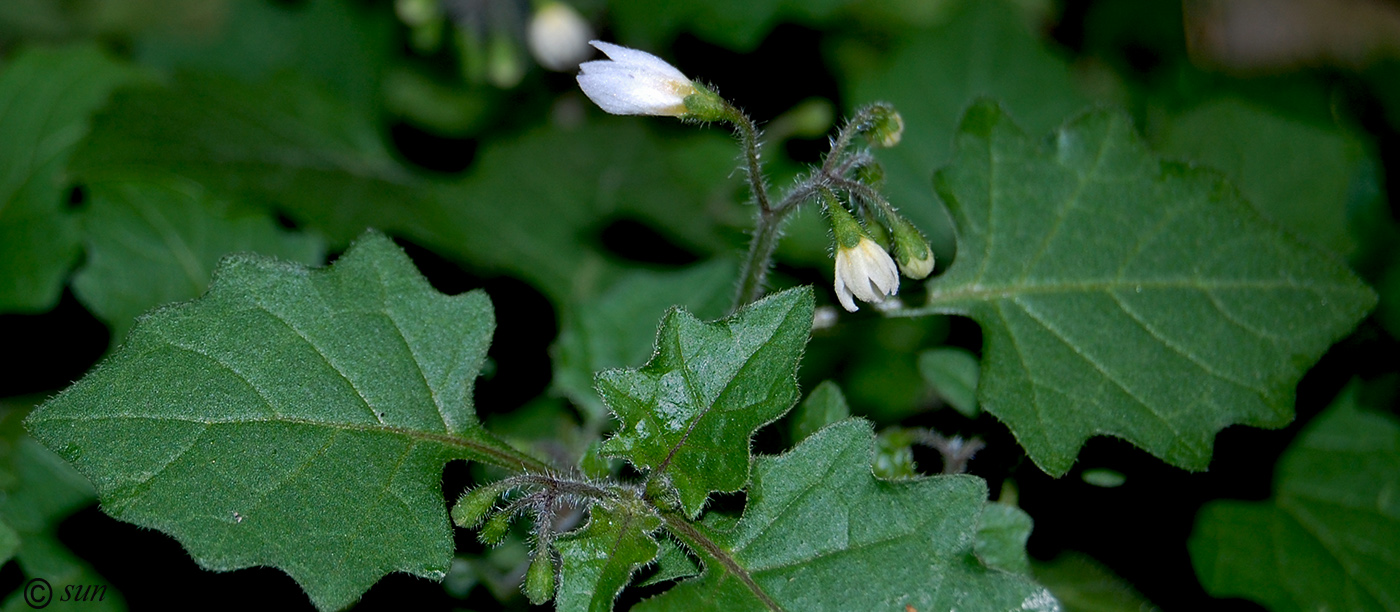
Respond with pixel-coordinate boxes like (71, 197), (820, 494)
(72, 177), (324, 344)
(25, 232), (543, 611)
(1189, 385), (1400, 612)
(842, 0), (1086, 260)
(70, 72), (746, 301)
(599, 287), (813, 518)
(637, 419), (1055, 611)
(1152, 98), (1371, 258)
(899, 102), (1376, 475)
(0, 45), (141, 312)
(554, 503), (663, 612)
(0, 401), (124, 612)
(552, 260), (736, 425)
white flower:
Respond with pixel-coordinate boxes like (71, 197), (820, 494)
(576, 41), (697, 116)
(528, 2), (594, 72)
(833, 237), (900, 312)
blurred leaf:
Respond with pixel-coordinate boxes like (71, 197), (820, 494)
(637, 420), (1057, 611)
(900, 102), (1376, 475)
(555, 503), (662, 612)
(0, 0), (225, 40)
(0, 45), (142, 312)
(0, 403), (123, 611)
(134, 0), (393, 113)
(72, 177), (324, 344)
(1081, 469), (1126, 488)
(0, 520), (16, 565)
(599, 287), (813, 518)
(1033, 552), (1160, 612)
(974, 502), (1033, 575)
(843, 0), (1087, 261)
(71, 72), (747, 302)
(788, 380), (850, 444)
(1153, 98), (1371, 258)
(1189, 384), (1400, 612)
(25, 233), (538, 611)
(918, 346), (981, 417)
(552, 260), (736, 425)
(71, 72), (418, 246)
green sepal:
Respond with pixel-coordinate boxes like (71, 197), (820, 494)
(682, 85), (729, 123)
(825, 198), (866, 249)
(478, 512), (512, 545)
(525, 547), (557, 605)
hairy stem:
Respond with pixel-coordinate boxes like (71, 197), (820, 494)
(723, 103), (772, 214)
(733, 207), (789, 311)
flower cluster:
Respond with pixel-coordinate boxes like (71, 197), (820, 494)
(575, 42), (933, 313)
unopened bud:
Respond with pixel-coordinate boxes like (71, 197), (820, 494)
(452, 484), (504, 528)
(478, 512), (512, 545)
(487, 32), (525, 88)
(861, 103), (904, 148)
(524, 548), (556, 604)
(890, 215), (934, 279)
(856, 161), (885, 187)
(395, 0), (438, 26)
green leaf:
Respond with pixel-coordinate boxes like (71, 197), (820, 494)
(555, 503), (663, 612)
(638, 419), (1056, 611)
(0, 44), (142, 312)
(1189, 385), (1400, 612)
(598, 287), (814, 518)
(0, 402), (124, 611)
(842, 0), (1086, 260)
(24, 232), (543, 611)
(1032, 552), (1160, 612)
(900, 102), (1376, 475)
(1152, 98), (1371, 257)
(0, 520), (17, 565)
(552, 260), (736, 425)
(72, 177), (325, 344)
(636, 537), (701, 588)
(788, 380), (850, 444)
(918, 347), (980, 417)
(974, 503), (1033, 575)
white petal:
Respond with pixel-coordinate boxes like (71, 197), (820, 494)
(834, 273), (858, 312)
(589, 41), (689, 83)
(577, 69), (687, 115)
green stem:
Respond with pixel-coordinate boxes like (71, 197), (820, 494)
(733, 207), (789, 311)
(723, 103), (772, 213)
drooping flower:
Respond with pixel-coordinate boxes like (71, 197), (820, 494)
(827, 199), (899, 312)
(527, 2), (593, 71)
(576, 41), (698, 117)
(834, 237), (901, 312)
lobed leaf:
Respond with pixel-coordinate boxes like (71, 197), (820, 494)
(901, 102), (1376, 475)
(638, 419), (1056, 612)
(1189, 385), (1400, 612)
(25, 232), (539, 610)
(598, 287), (814, 518)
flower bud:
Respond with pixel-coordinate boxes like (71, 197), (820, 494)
(855, 161), (885, 187)
(861, 103), (904, 148)
(890, 215), (934, 279)
(451, 484), (503, 528)
(528, 2), (593, 71)
(578, 41), (699, 117)
(478, 511), (512, 545)
(524, 548), (556, 604)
